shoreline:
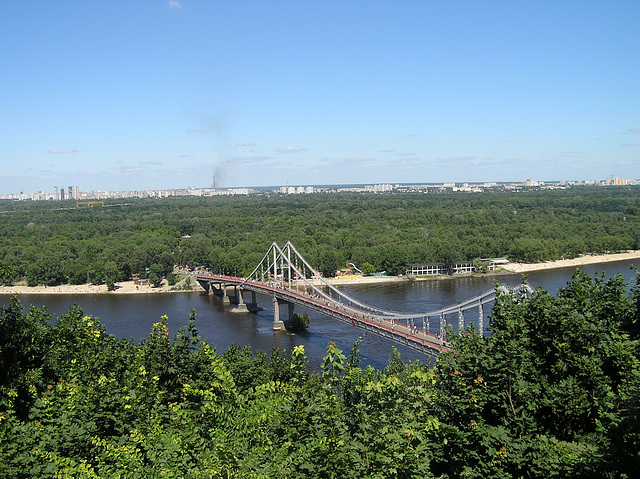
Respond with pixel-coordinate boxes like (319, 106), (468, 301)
(497, 250), (640, 274)
(1, 251), (638, 296)
(0, 280), (196, 296)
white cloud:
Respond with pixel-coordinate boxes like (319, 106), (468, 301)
(624, 126), (640, 133)
(186, 129), (201, 133)
(275, 146), (305, 153)
(48, 148), (77, 154)
(168, 1), (182, 9)
(235, 143), (256, 147)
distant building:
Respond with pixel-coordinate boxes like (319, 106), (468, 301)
(364, 184), (393, 192)
(280, 185), (314, 194)
(6, 178), (638, 203)
(407, 258), (507, 277)
(228, 187), (251, 195)
(605, 177), (630, 186)
(614, 177), (629, 186)
(452, 261), (475, 274)
(406, 263), (446, 276)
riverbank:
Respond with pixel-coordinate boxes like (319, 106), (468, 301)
(498, 250), (640, 274)
(323, 251), (640, 285)
(0, 278), (199, 296)
(1, 251), (638, 296)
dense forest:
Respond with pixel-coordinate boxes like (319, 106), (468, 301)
(0, 186), (639, 287)
(1, 270), (639, 477)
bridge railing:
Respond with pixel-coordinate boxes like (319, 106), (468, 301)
(242, 241), (412, 318)
(202, 241), (536, 349)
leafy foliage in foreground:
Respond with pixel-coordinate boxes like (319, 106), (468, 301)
(1, 271), (639, 477)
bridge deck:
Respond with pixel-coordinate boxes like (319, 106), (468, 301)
(197, 273), (450, 355)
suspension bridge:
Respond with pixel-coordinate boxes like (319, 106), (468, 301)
(196, 241), (534, 356)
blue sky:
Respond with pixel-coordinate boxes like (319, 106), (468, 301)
(2, 1), (638, 193)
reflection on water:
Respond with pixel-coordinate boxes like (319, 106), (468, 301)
(2, 259), (637, 370)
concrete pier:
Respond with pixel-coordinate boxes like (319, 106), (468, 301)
(222, 284), (230, 304)
(272, 297), (293, 330)
(231, 287), (249, 313)
(245, 291), (259, 312)
(198, 279), (211, 293)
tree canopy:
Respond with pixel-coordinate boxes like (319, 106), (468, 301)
(1, 270), (639, 477)
(0, 187), (638, 285)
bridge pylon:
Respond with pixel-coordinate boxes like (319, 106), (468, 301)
(196, 241), (535, 356)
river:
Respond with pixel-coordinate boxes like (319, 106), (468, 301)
(2, 259), (637, 370)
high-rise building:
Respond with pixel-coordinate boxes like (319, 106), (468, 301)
(60, 188), (65, 200)
(614, 177), (629, 186)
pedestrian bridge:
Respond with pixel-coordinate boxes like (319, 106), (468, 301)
(197, 241), (533, 357)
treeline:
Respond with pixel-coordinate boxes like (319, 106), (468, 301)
(0, 187), (639, 286)
(1, 271), (639, 477)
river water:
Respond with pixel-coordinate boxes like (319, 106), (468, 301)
(2, 259), (637, 370)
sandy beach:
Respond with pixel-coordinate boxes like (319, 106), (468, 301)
(1, 251), (638, 296)
(498, 250), (640, 274)
(0, 279), (193, 296)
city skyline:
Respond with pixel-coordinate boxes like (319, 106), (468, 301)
(2, 175), (637, 202)
(2, 1), (639, 194)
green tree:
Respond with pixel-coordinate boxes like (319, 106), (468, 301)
(472, 257), (490, 273)
(0, 295), (52, 415)
(0, 263), (15, 285)
(317, 246), (341, 278)
(148, 263), (164, 288)
(103, 260), (119, 290)
(287, 312), (310, 330)
(435, 271), (640, 477)
(361, 262), (376, 275)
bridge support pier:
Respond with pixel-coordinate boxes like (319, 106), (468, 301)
(193, 244), (533, 358)
(222, 284), (230, 304)
(246, 291), (259, 312)
(198, 279), (211, 294)
(231, 288), (249, 313)
(272, 297), (293, 330)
